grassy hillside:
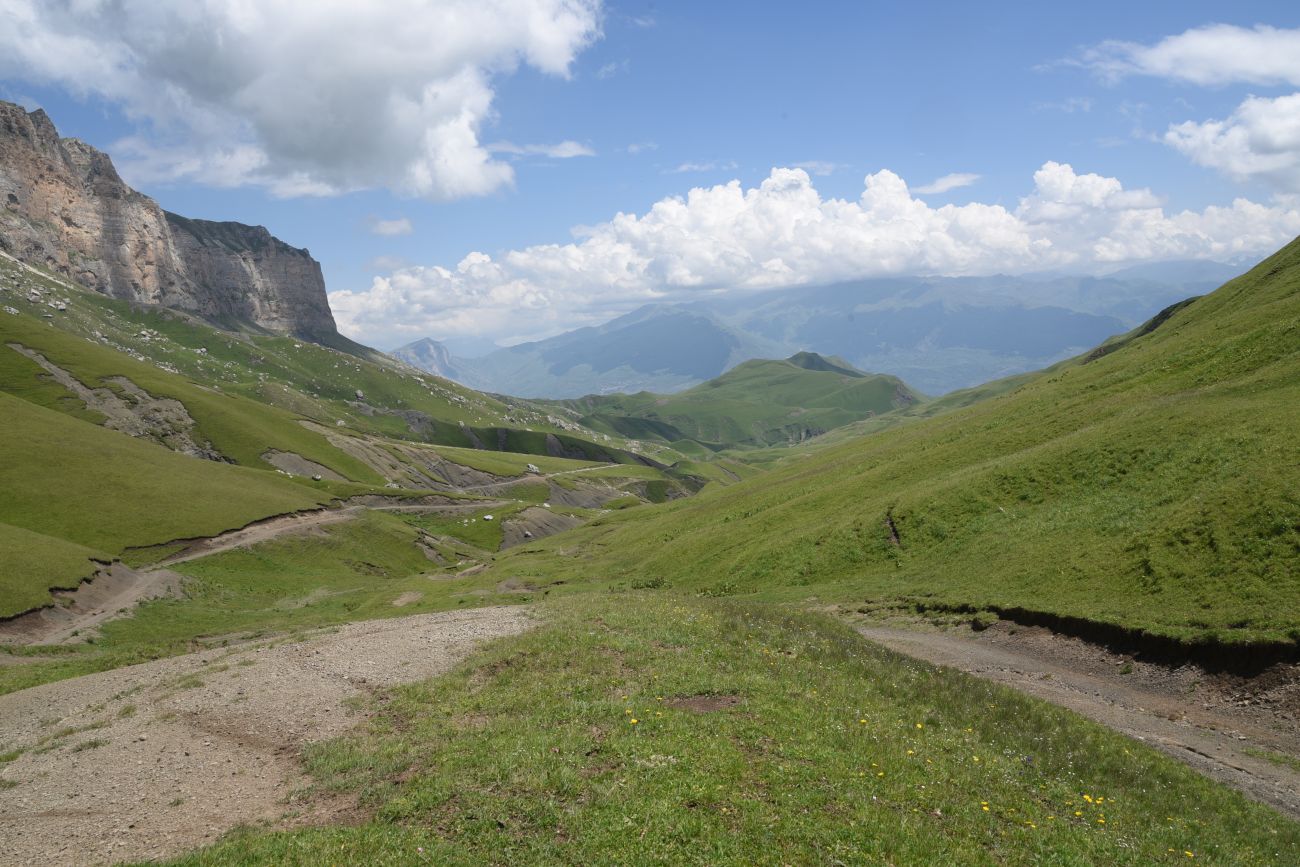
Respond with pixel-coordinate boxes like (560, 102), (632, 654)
(0, 252), (675, 467)
(490, 238), (1300, 646)
(554, 352), (922, 450)
(0, 305), (383, 481)
(0, 254), (705, 619)
(0, 393), (332, 616)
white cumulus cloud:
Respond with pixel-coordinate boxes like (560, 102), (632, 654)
(0, 0), (603, 199)
(1082, 24), (1300, 86)
(914, 172), (981, 195)
(331, 162), (1300, 347)
(1165, 93), (1300, 193)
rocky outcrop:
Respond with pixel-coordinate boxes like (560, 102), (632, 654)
(0, 100), (338, 340)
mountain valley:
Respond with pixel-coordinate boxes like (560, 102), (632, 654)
(1, 94), (1298, 867)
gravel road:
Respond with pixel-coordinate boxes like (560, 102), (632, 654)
(0, 605), (532, 866)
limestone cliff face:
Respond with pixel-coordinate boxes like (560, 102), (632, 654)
(0, 100), (338, 340)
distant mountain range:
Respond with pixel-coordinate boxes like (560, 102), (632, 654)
(392, 305), (785, 397)
(391, 264), (1243, 398)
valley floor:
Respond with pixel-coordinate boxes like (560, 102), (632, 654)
(0, 606), (531, 866)
(3, 598), (1300, 864)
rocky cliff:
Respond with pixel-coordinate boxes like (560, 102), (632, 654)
(0, 100), (338, 340)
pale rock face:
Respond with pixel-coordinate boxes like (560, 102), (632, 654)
(0, 100), (338, 340)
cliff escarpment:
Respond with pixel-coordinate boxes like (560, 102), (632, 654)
(0, 100), (338, 340)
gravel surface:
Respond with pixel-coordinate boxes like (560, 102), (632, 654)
(0, 605), (532, 866)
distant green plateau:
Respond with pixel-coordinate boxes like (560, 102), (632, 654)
(549, 351), (923, 453)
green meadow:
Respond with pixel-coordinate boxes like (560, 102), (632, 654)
(165, 596), (1299, 865)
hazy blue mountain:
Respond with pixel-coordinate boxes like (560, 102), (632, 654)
(389, 337), (468, 381)
(395, 265), (1233, 397)
(427, 305), (786, 398)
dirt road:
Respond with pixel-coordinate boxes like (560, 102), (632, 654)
(0, 500), (501, 647)
(857, 620), (1300, 819)
(0, 605), (532, 866)
(454, 462), (618, 495)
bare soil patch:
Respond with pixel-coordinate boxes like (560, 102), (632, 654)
(500, 506), (583, 549)
(853, 616), (1300, 819)
(261, 450), (345, 481)
(0, 605), (532, 866)
(495, 578), (540, 595)
(390, 591), (424, 607)
(0, 563), (184, 646)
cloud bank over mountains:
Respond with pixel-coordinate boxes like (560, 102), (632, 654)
(0, 0), (603, 199)
(332, 162), (1300, 347)
(333, 22), (1300, 349)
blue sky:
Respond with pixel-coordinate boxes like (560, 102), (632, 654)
(3, 1), (1300, 352)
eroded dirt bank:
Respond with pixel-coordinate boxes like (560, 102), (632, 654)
(856, 619), (1300, 820)
(0, 605), (532, 866)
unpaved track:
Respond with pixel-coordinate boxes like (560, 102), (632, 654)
(154, 500), (497, 568)
(0, 605), (532, 866)
(455, 463), (618, 495)
(858, 622), (1300, 819)
(1, 500), (503, 646)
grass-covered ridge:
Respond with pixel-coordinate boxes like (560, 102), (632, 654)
(551, 351), (922, 451)
(489, 238), (1300, 645)
(170, 596), (1300, 864)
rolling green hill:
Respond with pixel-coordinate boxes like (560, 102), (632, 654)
(551, 352), (923, 451)
(0, 254), (710, 619)
(494, 237), (1300, 647)
(0, 392), (332, 616)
